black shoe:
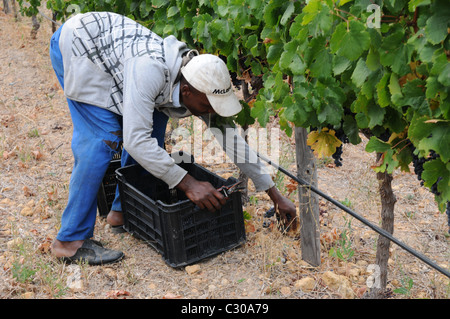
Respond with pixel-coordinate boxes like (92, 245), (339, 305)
(60, 239), (124, 265)
(111, 225), (126, 234)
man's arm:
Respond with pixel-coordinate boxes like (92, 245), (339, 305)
(201, 115), (298, 230)
(122, 58), (188, 189)
(122, 58), (227, 211)
(266, 186), (298, 232)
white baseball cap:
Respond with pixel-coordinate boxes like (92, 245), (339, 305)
(180, 54), (242, 117)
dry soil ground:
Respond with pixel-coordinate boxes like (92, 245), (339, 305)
(0, 11), (448, 300)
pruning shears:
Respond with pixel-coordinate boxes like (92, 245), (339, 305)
(217, 181), (245, 198)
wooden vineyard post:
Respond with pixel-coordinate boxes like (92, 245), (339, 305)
(295, 126), (321, 267)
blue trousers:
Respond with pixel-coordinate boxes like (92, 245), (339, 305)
(50, 25), (168, 241)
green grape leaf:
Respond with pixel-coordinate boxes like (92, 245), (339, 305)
(426, 76), (441, 99)
(409, 116), (450, 162)
(151, 0), (168, 8)
(355, 112), (369, 128)
(263, 0), (283, 27)
(167, 6), (179, 18)
(365, 136), (391, 153)
(425, 0), (450, 45)
(338, 0), (354, 6)
(376, 71), (391, 108)
(310, 47), (332, 79)
(267, 43), (284, 64)
(314, 80), (345, 125)
(289, 14), (304, 38)
(210, 19), (232, 42)
(398, 79), (429, 115)
(417, 127), (450, 163)
(278, 109), (293, 137)
(283, 97), (308, 127)
(139, 1), (152, 18)
(408, 0), (431, 12)
(251, 100), (272, 127)
(367, 102), (386, 128)
(289, 54), (307, 75)
(366, 47), (381, 71)
(373, 149), (399, 174)
(388, 73), (403, 107)
(441, 98), (450, 120)
(384, 149), (400, 174)
(384, 107), (407, 133)
(362, 70), (383, 99)
(301, 0), (323, 26)
(351, 58), (371, 88)
(280, 1), (295, 26)
(280, 40), (307, 75)
(235, 102), (255, 128)
(437, 63), (450, 86)
(330, 20), (370, 61)
(351, 93), (369, 113)
(245, 34), (258, 50)
(422, 159), (450, 203)
(305, 3), (333, 36)
(343, 115), (362, 145)
(317, 101), (343, 125)
(421, 44), (440, 64)
(389, 130), (413, 171)
(379, 27), (412, 75)
(430, 49), (448, 76)
(192, 14), (213, 50)
(333, 55), (352, 76)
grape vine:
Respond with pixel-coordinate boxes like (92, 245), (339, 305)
(15, 0), (450, 213)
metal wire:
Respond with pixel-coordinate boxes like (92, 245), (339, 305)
(38, 10), (62, 27)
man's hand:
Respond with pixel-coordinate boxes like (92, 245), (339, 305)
(266, 186), (298, 232)
(176, 174), (227, 212)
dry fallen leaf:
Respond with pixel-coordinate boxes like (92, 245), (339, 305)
(17, 161), (27, 169)
(106, 290), (130, 299)
(280, 286), (291, 296)
(38, 237), (52, 254)
(0, 114), (15, 127)
(7, 237), (23, 250)
(245, 221), (256, 233)
(23, 186), (34, 197)
(47, 189), (57, 201)
(32, 149), (43, 160)
(20, 206), (34, 216)
(163, 292), (182, 299)
(3, 150), (16, 160)
(285, 179), (298, 195)
(185, 264), (201, 275)
(21, 292), (34, 299)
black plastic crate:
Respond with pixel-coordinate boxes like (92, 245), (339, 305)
(116, 157), (246, 268)
(97, 153), (121, 217)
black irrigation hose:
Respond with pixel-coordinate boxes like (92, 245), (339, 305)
(257, 153), (450, 279)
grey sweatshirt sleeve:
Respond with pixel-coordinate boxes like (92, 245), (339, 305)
(122, 57), (188, 189)
(202, 117), (275, 192)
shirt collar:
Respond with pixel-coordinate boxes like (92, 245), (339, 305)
(172, 82), (181, 107)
